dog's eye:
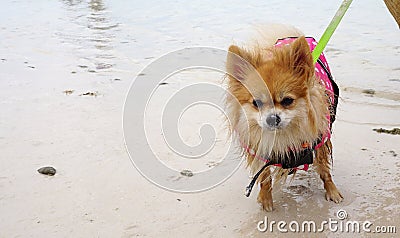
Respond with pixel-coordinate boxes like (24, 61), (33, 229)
(281, 97), (294, 107)
(252, 99), (263, 108)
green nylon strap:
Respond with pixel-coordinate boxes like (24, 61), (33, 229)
(312, 0), (353, 63)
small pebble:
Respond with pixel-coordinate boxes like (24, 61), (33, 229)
(180, 169), (193, 177)
(80, 91), (98, 97)
(37, 166), (56, 176)
(362, 89), (375, 95)
(63, 90), (74, 95)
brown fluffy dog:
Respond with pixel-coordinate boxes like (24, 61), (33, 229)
(225, 25), (343, 211)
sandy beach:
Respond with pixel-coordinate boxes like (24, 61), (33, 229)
(1, 0), (399, 237)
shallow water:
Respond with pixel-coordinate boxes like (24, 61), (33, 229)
(1, 0), (399, 94)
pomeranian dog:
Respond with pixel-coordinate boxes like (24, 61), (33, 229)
(225, 25), (343, 211)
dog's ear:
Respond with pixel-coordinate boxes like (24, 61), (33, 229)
(290, 36), (314, 80)
(226, 45), (260, 81)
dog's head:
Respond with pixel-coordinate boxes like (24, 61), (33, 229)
(227, 37), (321, 136)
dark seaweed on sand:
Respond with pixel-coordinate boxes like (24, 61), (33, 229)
(373, 128), (400, 135)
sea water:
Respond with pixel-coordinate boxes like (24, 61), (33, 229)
(1, 0), (399, 94)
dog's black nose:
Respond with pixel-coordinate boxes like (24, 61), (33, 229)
(266, 114), (281, 127)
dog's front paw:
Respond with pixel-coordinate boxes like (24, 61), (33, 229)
(324, 182), (344, 203)
(257, 190), (273, 212)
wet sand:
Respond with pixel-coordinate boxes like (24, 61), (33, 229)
(0, 0), (399, 237)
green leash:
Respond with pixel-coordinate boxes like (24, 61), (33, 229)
(312, 0), (353, 63)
